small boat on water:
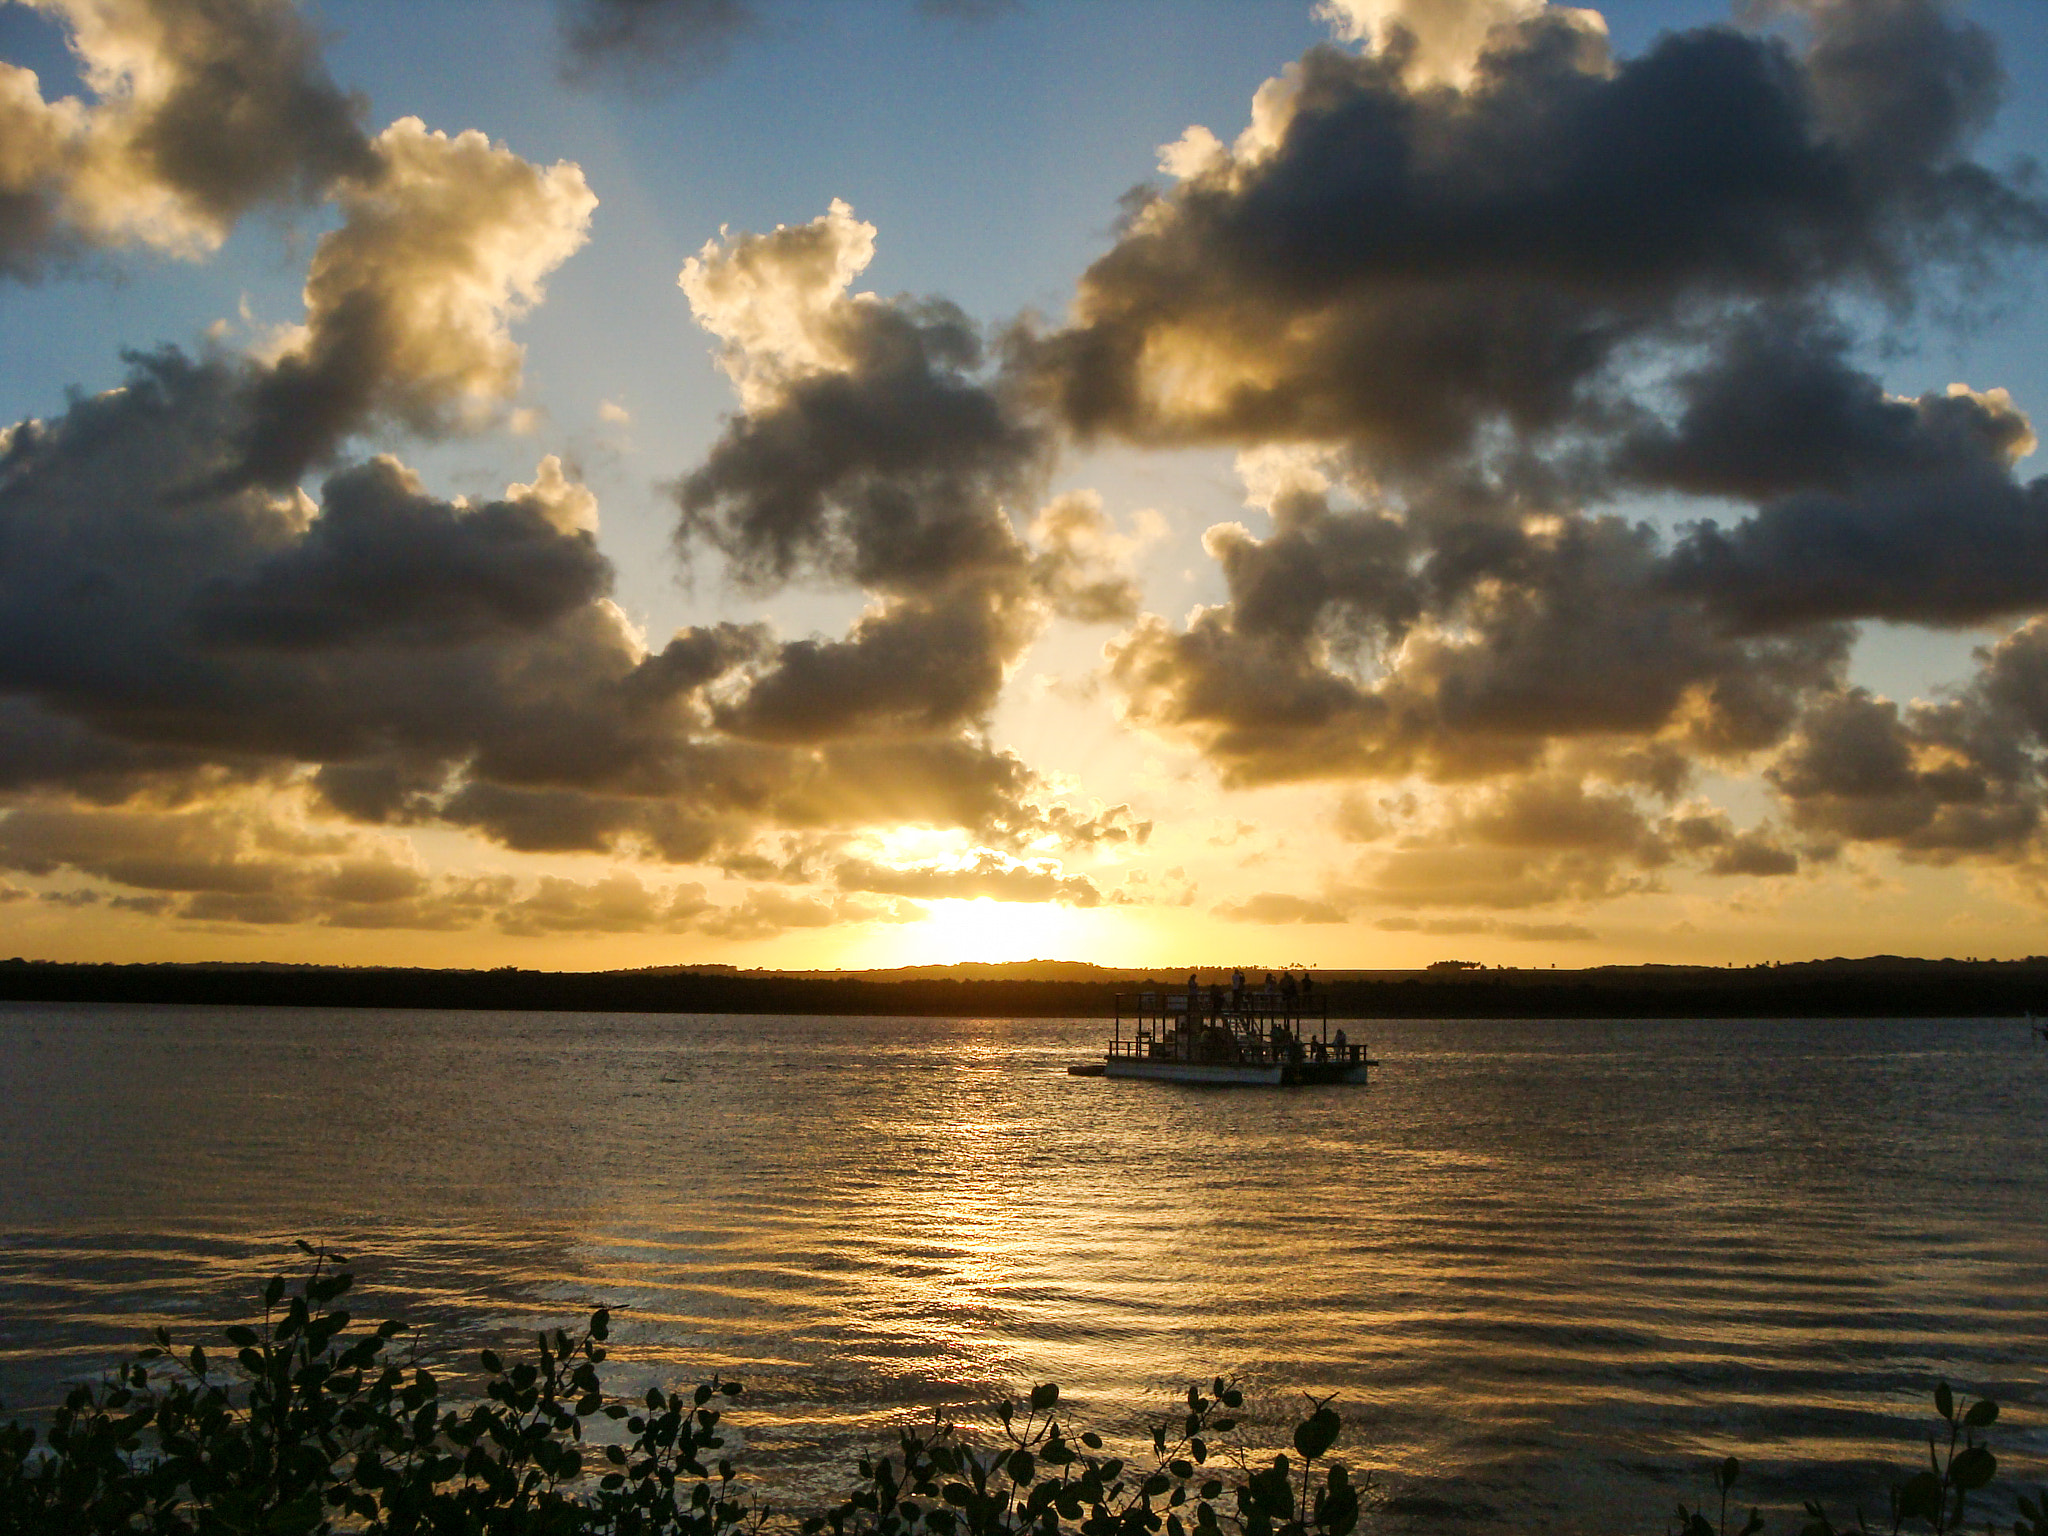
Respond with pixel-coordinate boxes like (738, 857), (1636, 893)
(1074, 982), (1377, 1086)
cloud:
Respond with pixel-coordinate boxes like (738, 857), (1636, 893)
(1373, 914), (1596, 941)
(1106, 465), (1850, 786)
(1664, 805), (1802, 878)
(236, 118), (597, 485)
(1027, 0), (2043, 464)
(553, 0), (1017, 90)
(497, 871), (714, 935)
(1213, 891), (1348, 924)
(1325, 771), (1674, 911)
(0, 332), (1088, 874)
(0, 794), (522, 928)
(1071, 3), (2046, 842)
(675, 203), (1138, 749)
(555, 0), (760, 87)
(677, 201), (1044, 593)
(1767, 685), (2041, 857)
(191, 455), (610, 651)
(0, 790), (947, 938)
(1315, 0), (1591, 89)
(1, 0), (376, 277)
(834, 851), (1102, 906)
(697, 886), (838, 940)
(1628, 311), (2048, 631)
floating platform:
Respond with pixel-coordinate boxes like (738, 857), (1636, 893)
(1081, 985), (1376, 1088)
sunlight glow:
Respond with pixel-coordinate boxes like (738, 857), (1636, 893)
(881, 899), (1107, 967)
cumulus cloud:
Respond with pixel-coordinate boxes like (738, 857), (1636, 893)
(237, 118), (597, 485)
(1315, 0), (1599, 89)
(1030, 0), (2043, 464)
(1767, 684), (2042, 858)
(1106, 458), (1850, 786)
(1063, 0), (2048, 916)
(674, 203), (1139, 751)
(0, 329), (1090, 882)
(1, 0), (375, 277)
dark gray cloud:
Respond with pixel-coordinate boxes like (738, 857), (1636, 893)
(1026, 0), (2043, 465)
(674, 203), (1137, 750)
(1767, 684), (2042, 855)
(1108, 471), (1850, 786)
(554, 0), (760, 86)
(1623, 309), (2048, 631)
(0, 0), (376, 279)
(191, 456), (611, 651)
(1061, 1), (2048, 899)
(677, 297), (1045, 595)
(1664, 805), (1803, 877)
(1621, 310), (2033, 502)
(553, 0), (1018, 88)
(0, 319), (1102, 877)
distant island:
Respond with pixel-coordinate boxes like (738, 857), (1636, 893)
(2, 954), (2045, 1019)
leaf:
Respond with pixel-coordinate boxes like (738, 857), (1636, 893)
(1898, 1470), (1944, 1520)
(1935, 1382), (1954, 1422)
(1718, 1456), (1741, 1491)
(1030, 1383), (1060, 1412)
(1950, 1445), (1996, 1492)
(1293, 1407), (1341, 1462)
(1964, 1399), (1998, 1428)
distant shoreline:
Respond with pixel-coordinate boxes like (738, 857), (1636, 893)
(2, 956), (2045, 1019)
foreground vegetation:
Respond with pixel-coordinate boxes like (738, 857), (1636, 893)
(0, 1249), (2034, 1535)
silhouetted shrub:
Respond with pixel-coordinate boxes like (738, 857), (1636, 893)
(0, 1249), (2029, 1536)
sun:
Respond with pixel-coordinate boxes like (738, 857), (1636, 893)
(885, 898), (1101, 967)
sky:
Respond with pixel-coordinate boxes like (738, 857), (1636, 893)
(3, 0), (2048, 973)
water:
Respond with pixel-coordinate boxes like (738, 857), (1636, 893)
(1, 1004), (2043, 1532)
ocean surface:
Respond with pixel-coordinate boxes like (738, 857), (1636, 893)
(0, 1004), (2043, 1533)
